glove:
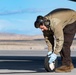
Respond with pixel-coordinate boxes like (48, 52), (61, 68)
(48, 52), (57, 64)
(48, 51), (52, 56)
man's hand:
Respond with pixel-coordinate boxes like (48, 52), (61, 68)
(48, 52), (57, 64)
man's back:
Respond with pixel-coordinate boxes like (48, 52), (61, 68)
(45, 8), (76, 28)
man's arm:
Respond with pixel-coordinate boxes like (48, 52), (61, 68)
(53, 24), (64, 54)
(43, 31), (54, 52)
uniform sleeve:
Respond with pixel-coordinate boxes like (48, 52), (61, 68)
(43, 31), (54, 52)
(53, 24), (64, 54)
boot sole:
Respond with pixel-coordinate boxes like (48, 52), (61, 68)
(55, 69), (71, 73)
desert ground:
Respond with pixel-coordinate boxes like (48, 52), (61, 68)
(0, 33), (76, 50)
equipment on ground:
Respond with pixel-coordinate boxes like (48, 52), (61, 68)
(44, 55), (58, 72)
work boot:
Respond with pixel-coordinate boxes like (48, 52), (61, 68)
(70, 63), (74, 70)
(55, 65), (71, 73)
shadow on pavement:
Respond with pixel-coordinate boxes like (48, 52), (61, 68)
(0, 56), (45, 73)
(0, 56), (76, 73)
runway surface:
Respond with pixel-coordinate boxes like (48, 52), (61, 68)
(0, 50), (76, 75)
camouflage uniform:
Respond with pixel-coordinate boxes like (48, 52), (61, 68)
(43, 8), (76, 66)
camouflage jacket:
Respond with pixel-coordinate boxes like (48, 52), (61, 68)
(43, 8), (76, 54)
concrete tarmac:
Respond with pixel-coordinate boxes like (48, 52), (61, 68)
(0, 50), (76, 75)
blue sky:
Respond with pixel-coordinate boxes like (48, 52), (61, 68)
(0, 0), (76, 35)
